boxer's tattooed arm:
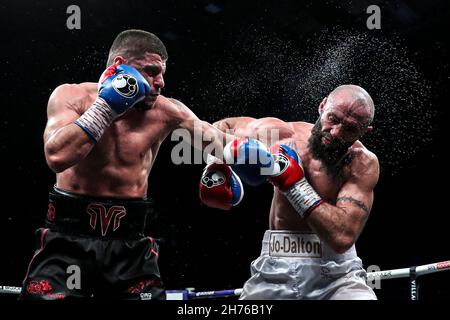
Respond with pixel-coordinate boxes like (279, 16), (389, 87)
(336, 196), (370, 214)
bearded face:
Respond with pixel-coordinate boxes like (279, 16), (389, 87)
(308, 119), (354, 175)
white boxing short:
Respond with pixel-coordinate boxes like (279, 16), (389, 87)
(240, 230), (376, 300)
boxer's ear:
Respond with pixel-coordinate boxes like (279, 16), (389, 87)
(318, 97), (327, 114)
(113, 56), (126, 66)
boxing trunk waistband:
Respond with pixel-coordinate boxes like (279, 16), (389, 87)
(261, 230), (358, 262)
(45, 187), (154, 239)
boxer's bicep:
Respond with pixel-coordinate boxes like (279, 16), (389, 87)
(335, 177), (376, 239)
(44, 85), (83, 143)
(167, 98), (229, 148)
(336, 184), (373, 216)
(336, 149), (379, 217)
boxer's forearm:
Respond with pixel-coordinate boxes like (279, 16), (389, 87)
(44, 123), (96, 172)
(193, 120), (236, 159)
(212, 119), (231, 132)
(213, 117), (256, 133)
(305, 202), (358, 254)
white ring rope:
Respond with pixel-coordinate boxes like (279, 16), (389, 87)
(366, 260), (450, 281)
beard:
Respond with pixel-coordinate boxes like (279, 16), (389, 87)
(307, 119), (354, 176)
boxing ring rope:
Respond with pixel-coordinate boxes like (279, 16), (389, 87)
(365, 260), (450, 300)
(1, 260), (449, 300)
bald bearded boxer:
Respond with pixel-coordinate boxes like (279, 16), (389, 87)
(20, 29), (271, 300)
(200, 85), (379, 299)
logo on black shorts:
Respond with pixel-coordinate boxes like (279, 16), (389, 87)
(112, 74), (138, 98)
(201, 171), (225, 188)
(87, 204), (127, 236)
(47, 202), (56, 221)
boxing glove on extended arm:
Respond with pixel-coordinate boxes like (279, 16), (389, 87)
(223, 137), (274, 186)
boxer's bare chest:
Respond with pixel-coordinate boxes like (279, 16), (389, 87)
(79, 94), (171, 170)
(57, 85), (174, 197)
(95, 110), (168, 164)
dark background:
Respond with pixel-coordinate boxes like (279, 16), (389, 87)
(0, 0), (449, 300)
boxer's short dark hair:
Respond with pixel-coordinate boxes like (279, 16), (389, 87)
(107, 29), (168, 66)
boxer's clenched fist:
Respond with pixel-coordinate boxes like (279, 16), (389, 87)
(199, 163), (244, 210)
(74, 63), (150, 142)
(98, 63), (151, 116)
(223, 137), (274, 186)
(269, 144), (323, 218)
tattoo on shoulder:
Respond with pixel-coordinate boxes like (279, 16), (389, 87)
(336, 196), (370, 214)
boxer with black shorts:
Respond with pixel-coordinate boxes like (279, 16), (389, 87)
(19, 29), (261, 300)
(200, 85), (379, 300)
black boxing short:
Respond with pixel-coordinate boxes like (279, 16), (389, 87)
(19, 187), (164, 300)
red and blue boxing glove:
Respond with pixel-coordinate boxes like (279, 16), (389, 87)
(75, 63), (151, 142)
(223, 137), (274, 186)
(199, 137), (272, 210)
(97, 63), (151, 115)
(269, 144), (323, 218)
(199, 163), (244, 210)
